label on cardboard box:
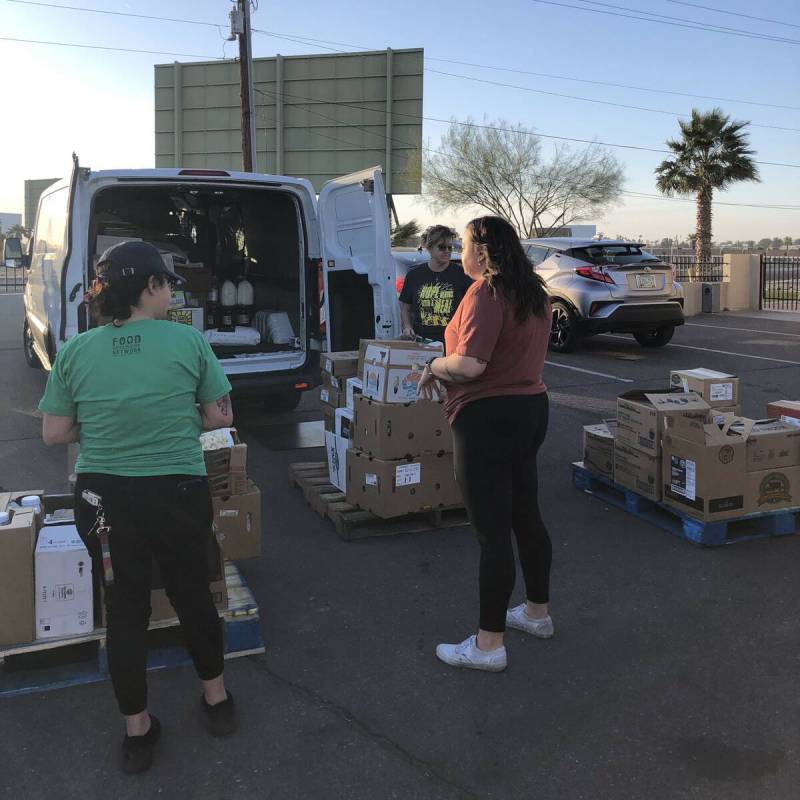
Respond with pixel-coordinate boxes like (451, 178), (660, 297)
(321, 388), (330, 404)
(395, 463), (421, 487)
(709, 383), (734, 402)
(669, 455), (697, 501)
(366, 473), (378, 487)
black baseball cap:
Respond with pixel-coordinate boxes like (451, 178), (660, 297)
(96, 240), (186, 285)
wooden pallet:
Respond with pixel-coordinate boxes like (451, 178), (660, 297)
(572, 462), (800, 547)
(288, 461), (469, 541)
(0, 562), (265, 700)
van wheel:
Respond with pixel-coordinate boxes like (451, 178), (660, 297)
(550, 301), (581, 353)
(23, 319), (42, 369)
(634, 326), (675, 348)
(263, 390), (302, 412)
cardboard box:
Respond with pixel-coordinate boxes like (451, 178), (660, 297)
(323, 372), (344, 391)
(661, 416), (747, 522)
(203, 428), (247, 475)
(168, 306), (204, 331)
(745, 467), (800, 515)
(614, 439), (661, 501)
(213, 481), (261, 560)
(710, 405), (742, 425)
(358, 338), (443, 384)
(319, 385), (343, 409)
(352, 394), (452, 460)
(35, 524), (94, 639)
(346, 377), (363, 410)
(616, 390), (710, 455)
(0, 501), (37, 645)
(583, 422), (616, 479)
(335, 407), (354, 440)
(670, 369), (740, 407)
(326, 431), (350, 492)
(345, 450), (460, 518)
(767, 400), (800, 426)
(320, 351), (359, 378)
(731, 418), (800, 472)
(323, 405), (335, 433)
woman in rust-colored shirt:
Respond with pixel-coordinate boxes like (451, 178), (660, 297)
(417, 216), (553, 672)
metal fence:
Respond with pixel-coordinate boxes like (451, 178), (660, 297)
(667, 255), (727, 282)
(0, 265), (27, 294)
(761, 255), (800, 311)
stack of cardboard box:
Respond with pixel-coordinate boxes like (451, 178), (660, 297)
(340, 339), (462, 519)
(320, 351), (360, 435)
(201, 428), (262, 561)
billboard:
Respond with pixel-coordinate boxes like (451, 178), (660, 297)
(155, 48), (423, 194)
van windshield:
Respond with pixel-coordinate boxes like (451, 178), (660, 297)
(568, 245), (662, 266)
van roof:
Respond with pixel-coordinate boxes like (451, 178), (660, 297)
(79, 167), (315, 191)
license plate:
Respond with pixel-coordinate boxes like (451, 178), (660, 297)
(635, 274), (657, 289)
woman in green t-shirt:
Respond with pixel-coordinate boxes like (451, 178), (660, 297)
(39, 241), (236, 774)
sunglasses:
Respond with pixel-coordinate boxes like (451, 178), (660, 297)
(436, 244), (454, 252)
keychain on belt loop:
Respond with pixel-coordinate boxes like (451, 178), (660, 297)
(82, 489), (115, 586)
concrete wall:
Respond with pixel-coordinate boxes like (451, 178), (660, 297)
(722, 254), (761, 312)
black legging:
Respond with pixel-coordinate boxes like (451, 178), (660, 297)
(451, 393), (552, 633)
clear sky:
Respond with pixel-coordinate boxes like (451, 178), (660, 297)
(1, 0), (798, 241)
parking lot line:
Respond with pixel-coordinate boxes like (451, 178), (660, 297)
(599, 334), (800, 366)
(544, 360), (634, 383)
(686, 322), (800, 338)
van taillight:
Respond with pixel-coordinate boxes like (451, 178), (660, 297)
(177, 169), (231, 176)
(575, 266), (614, 284)
(396, 277), (405, 294)
(316, 259), (326, 334)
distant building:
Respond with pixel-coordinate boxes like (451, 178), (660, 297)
(0, 212), (22, 233)
(545, 224), (597, 238)
(24, 178), (60, 229)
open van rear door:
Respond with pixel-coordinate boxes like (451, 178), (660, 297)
(318, 167), (399, 351)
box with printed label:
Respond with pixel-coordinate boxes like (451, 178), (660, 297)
(670, 369), (740, 407)
(0, 497), (38, 645)
(358, 338), (443, 383)
(323, 373), (342, 391)
(335, 407), (354, 440)
(320, 351), (359, 378)
(323, 405), (335, 433)
(326, 431), (350, 493)
(346, 377), (363, 410)
(167, 306), (205, 331)
(616, 390), (710, 455)
(744, 467), (800, 515)
(766, 401), (800, 427)
(345, 450), (460, 518)
(661, 416), (747, 522)
(352, 395), (452, 459)
(730, 418), (800, 472)
(583, 422), (616, 478)
(319, 385), (343, 409)
(35, 524), (94, 640)
(212, 481), (261, 560)
(613, 439), (661, 500)
(362, 362), (429, 404)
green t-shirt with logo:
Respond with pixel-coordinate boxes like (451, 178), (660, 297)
(39, 320), (232, 477)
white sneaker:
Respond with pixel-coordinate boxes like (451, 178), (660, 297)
(435, 635), (507, 672)
(506, 604), (554, 638)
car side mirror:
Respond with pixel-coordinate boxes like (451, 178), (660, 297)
(3, 236), (23, 266)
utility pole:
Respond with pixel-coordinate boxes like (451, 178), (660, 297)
(233, 0), (257, 172)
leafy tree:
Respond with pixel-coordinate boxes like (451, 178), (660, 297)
(4, 224), (29, 240)
(390, 219), (421, 247)
(745, 240), (755, 250)
(757, 238), (772, 250)
(422, 118), (624, 238)
(655, 108), (759, 262)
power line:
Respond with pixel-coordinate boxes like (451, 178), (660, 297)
(664, 0), (800, 30)
(9, 1), (800, 112)
(529, 0), (800, 45)
(0, 35), (219, 58)
(622, 191), (800, 210)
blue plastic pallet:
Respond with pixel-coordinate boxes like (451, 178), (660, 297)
(572, 462), (800, 547)
(0, 562), (265, 699)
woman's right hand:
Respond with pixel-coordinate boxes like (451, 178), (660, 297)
(401, 326), (416, 340)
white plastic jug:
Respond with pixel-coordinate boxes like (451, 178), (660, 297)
(220, 280), (237, 332)
(236, 278), (254, 326)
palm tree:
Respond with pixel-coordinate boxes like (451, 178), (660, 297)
(391, 219), (421, 247)
(655, 108), (759, 264)
(5, 224), (29, 240)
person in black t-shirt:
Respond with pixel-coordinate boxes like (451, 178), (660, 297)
(399, 225), (473, 343)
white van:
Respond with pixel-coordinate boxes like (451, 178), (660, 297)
(17, 156), (399, 410)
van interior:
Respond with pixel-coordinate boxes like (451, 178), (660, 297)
(88, 184), (308, 360)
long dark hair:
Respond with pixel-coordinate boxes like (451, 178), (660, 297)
(467, 216), (549, 321)
(88, 273), (166, 325)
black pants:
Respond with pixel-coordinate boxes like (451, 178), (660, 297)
(452, 394), (552, 633)
(75, 474), (224, 716)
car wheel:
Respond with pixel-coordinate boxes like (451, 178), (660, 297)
(263, 389), (303, 412)
(633, 325), (675, 348)
(550, 301), (581, 353)
(23, 319), (42, 369)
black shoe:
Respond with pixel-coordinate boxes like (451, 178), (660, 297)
(202, 690), (236, 737)
(121, 714), (161, 774)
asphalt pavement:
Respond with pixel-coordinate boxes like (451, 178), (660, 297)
(2, 307), (800, 800)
